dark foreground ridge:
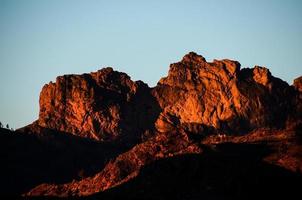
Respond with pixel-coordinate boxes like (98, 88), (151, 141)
(1, 52), (302, 199)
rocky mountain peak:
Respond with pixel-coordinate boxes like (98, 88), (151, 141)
(37, 67), (158, 142)
(252, 66), (272, 86)
(181, 51), (206, 63)
(154, 52), (296, 134)
(28, 52), (300, 142)
(7, 52), (301, 199)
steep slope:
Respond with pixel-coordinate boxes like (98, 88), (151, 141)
(0, 125), (137, 197)
(26, 128), (302, 199)
(27, 52), (299, 140)
(20, 52), (302, 198)
(35, 67), (160, 142)
(153, 52), (296, 134)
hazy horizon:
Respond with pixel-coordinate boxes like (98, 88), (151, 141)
(1, 0), (302, 129)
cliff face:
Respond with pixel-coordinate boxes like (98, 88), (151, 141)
(34, 52), (299, 141)
(153, 52), (295, 134)
(38, 67), (160, 142)
(17, 52), (302, 199)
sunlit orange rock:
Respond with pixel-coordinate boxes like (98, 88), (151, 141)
(152, 52), (295, 134)
(19, 52), (302, 198)
(34, 52), (300, 139)
(38, 67), (160, 141)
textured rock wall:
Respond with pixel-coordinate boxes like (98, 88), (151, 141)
(153, 52), (295, 134)
(38, 67), (160, 141)
(35, 52), (301, 140)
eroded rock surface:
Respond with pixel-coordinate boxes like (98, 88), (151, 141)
(37, 67), (160, 141)
(33, 52), (300, 141)
(17, 52), (302, 199)
(153, 52), (295, 134)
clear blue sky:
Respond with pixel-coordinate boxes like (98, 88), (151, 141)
(0, 0), (301, 129)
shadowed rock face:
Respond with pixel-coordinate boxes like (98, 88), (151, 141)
(35, 52), (299, 140)
(10, 52), (301, 198)
(38, 67), (160, 142)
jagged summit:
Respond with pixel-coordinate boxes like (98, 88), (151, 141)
(22, 52), (300, 142)
(37, 66), (157, 141)
(181, 51), (207, 63)
(154, 52), (295, 134)
(10, 52), (301, 199)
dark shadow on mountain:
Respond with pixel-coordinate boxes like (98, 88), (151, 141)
(120, 84), (162, 142)
(87, 142), (302, 200)
(0, 127), (137, 197)
(0, 83), (162, 197)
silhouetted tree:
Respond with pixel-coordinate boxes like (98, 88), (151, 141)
(6, 124), (9, 129)
(0, 121), (3, 128)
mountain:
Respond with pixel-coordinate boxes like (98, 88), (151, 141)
(1, 52), (302, 199)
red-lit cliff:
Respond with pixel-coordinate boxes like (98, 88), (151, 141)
(1, 52), (301, 199)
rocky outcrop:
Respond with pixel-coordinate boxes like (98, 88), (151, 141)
(152, 52), (296, 134)
(30, 52), (300, 140)
(18, 52), (302, 198)
(37, 67), (160, 141)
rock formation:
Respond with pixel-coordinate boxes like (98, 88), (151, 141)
(3, 52), (301, 199)
(37, 67), (160, 142)
(153, 52), (295, 134)
(32, 52), (299, 140)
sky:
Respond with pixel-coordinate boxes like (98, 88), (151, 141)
(0, 0), (301, 129)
